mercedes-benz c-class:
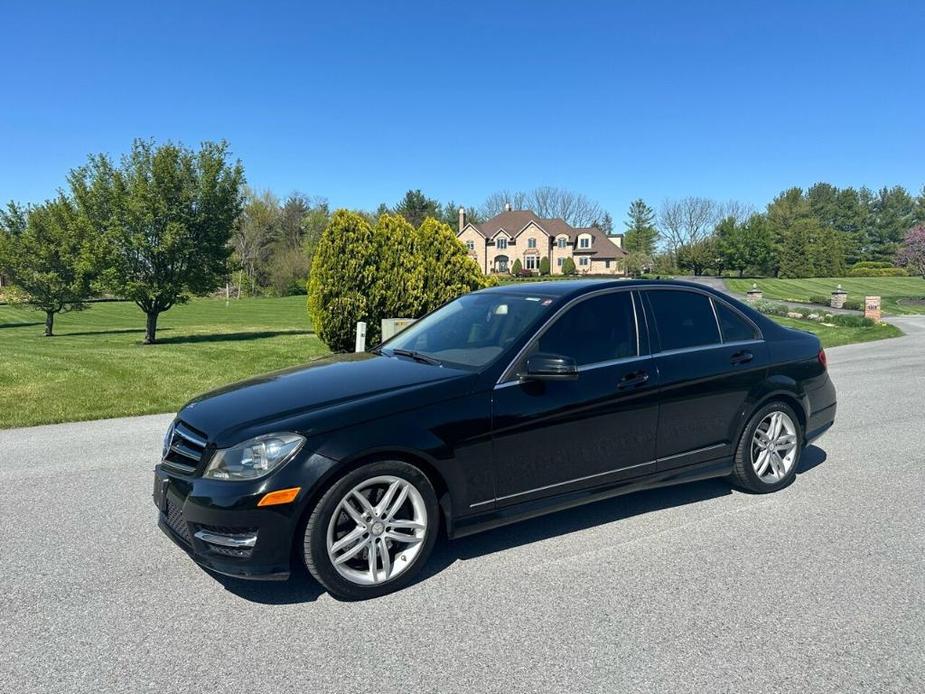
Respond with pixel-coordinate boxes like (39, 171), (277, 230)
(154, 280), (836, 599)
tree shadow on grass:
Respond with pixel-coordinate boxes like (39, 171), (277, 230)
(154, 329), (313, 345)
(53, 327), (170, 337)
(0, 321), (44, 329)
(214, 445), (828, 605)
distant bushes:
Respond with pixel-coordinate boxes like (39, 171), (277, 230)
(846, 266), (908, 277)
(753, 299), (876, 327)
(807, 295), (865, 311)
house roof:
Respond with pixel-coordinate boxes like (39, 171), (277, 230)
(463, 209), (626, 259)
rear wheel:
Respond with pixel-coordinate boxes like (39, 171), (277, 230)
(303, 461), (439, 600)
(731, 401), (802, 493)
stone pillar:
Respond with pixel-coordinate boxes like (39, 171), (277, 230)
(864, 296), (881, 322)
(746, 283), (762, 302)
(830, 284), (847, 309)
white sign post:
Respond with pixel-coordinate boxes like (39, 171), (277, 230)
(355, 321), (367, 353)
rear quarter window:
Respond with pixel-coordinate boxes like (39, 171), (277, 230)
(714, 301), (759, 342)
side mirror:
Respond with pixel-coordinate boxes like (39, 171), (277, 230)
(525, 353), (578, 381)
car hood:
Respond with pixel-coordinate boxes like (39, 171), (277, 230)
(177, 352), (475, 446)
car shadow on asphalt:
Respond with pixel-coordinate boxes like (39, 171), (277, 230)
(212, 445), (827, 604)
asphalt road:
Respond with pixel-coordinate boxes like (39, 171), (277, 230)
(2, 318), (923, 694)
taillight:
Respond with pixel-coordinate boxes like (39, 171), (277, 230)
(818, 349), (827, 369)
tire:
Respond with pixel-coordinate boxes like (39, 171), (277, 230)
(302, 460), (439, 600)
(730, 401), (803, 493)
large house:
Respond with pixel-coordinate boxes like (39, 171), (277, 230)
(457, 205), (627, 276)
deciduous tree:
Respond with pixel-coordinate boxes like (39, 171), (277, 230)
(897, 225), (925, 277)
(481, 187), (603, 227)
(70, 139), (245, 343)
(659, 197), (719, 254)
(0, 196), (95, 336)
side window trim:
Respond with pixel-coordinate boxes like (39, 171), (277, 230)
(710, 296), (764, 343)
(497, 287), (639, 384)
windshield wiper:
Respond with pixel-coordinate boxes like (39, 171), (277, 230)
(390, 348), (442, 366)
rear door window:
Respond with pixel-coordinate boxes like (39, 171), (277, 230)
(646, 290), (721, 352)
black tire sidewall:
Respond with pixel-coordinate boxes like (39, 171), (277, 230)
(303, 460), (439, 600)
(735, 401), (803, 493)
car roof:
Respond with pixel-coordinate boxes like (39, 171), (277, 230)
(478, 278), (722, 300)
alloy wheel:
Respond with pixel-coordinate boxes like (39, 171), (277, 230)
(325, 475), (428, 586)
(750, 411), (799, 483)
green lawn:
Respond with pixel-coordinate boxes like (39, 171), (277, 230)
(726, 277), (925, 315)
(768, 316), (903, 349)
(0, 293), (905, 429)
(0, 296), (328, 429)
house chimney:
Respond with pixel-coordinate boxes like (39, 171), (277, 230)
(458, 206), (466, 232)
(505, 202), (512, 212)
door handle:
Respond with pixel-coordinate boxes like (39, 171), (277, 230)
(618, 370), (649, 390)
(730, 350), (754, 365)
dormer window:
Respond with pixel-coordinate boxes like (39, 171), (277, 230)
(528, 238), (537, 249)
(578, 235), (591, 249)
(557, 237), (568, 249)
(496, 238), (508, 250)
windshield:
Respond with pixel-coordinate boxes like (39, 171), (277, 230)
(381, 292), (555, 369)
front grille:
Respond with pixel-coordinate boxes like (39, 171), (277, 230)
(197, 524), (259, 536)
(164, 497), (193, 545)
(163, 420), (208, 473)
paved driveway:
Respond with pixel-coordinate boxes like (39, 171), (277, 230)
(2, 319), (923, 693)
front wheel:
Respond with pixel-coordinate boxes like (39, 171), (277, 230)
(730, 402), (803, 493)
(302, 461), (439, 600)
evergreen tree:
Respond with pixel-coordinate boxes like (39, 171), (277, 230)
(394, 189), (441, 228)
(623, 199), (659, 255)
(867, 186), (917, 262)
(308, 210), (490, 351)
(561, 257), (576, 275)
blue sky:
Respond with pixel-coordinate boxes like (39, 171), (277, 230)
(2, 1), (923, 221)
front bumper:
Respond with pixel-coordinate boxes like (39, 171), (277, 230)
(153, 451), (338, 581)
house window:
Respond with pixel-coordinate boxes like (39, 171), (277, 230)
(527, 238), (537, 249)
(496, 238), (508, 250)
(557, 258), (563, 267)
(525, 256), (538, 270)
(605, 260), (611, 269)
(466, 240), (475, 251)
(579, 257), (589, 266)
(579, 237), (591, 249)
(557, 237), (568, 248)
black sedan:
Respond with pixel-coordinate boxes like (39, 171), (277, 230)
(154, 280), (836, 600)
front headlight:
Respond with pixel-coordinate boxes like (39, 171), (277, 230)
(203, 432), (306, 481)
